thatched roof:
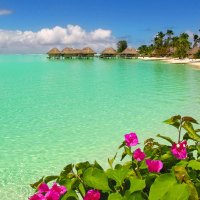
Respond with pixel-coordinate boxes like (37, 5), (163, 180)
(61, 47), (74, 54)
(71, 49), (81, 55)
(101, 47), (117, 55)
(121, 48), (138, 55)
(81, 47), (96, 55)
(47, 48), (61, 55)
(188, 46), (200, 55)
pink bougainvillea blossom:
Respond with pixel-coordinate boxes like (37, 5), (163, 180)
(29, 193), (45, 200)
(133, 148), (146, 161)
(45, 190), (60, 200)
(38, 183), (49, 193)
(124, 132), (139, 146)
(146, 159), (163, 173)
(29, 182), (67, 200)
(51, 182), (67, 195)
(84, 189), (101, 200)
(171, 140), (187, 160)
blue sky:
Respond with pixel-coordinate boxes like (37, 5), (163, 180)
(0, 0), (200, 53)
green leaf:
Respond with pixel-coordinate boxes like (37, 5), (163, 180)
(75, 161), (91, 175)
(71, 178), (80, 190)
(44, 175), (58, 183)
(60, 189), (78, 200)
(157, 134), (174, 144)
(60, 164), (73, 178)
(121, 150), (127, 161)
(75, 161), (90, 171)
(106, 167), (130, 187)
(175, 160), (188, 167)
(83, 167), (110, 191)
(187, 181), (199, 200)
(164, 115), (181, 129)
(30, 177), (44, 189)
(173, 166), (190, 182)
(108, 193), (123, 200)
(182, 116), (198, 124)
(182, 122), (200, 142)
(93, 160), (103, 170)
(124, 191), (144, 200)
(118, 141), (126, 149)
(124, 146), (132, 156)
(163, 184), (190, 200)
(149, 173), (190, 200)
(188, 160), (200, 170)
(108, 153), (117, 169)
(129, 177), (146, 193)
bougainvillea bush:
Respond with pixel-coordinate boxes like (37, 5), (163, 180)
(29, 115), (200, 200)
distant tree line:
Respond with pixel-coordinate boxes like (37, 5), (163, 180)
(138, 29), (200, 58)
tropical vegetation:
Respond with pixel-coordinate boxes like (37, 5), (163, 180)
(29, 115), (200, 200)
(117, 40), (128, 53)
(138, 29), (200, 58)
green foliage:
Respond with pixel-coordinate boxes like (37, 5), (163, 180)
(83, 167), (110, 191)
(30, 115), (200, 199)
(149, 174), (190, 200)
(138, 45), (154, 56)
(138, 29), (200, 58)
(194, 50), (200, 59)
(174, 33), (190, 58)
(117, 40), (128, 53)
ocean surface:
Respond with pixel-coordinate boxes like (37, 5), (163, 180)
(0, 55), (200, 199)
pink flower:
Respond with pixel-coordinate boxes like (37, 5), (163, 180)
(29, 193), (45, 200)
(171, 140), (187, 160)
(38, 183), (49, 193)
(51, 182), (67, 195)
(45, 190), (60, 200)
(133, 148), (146, 161)
(146, 159), (163, 173)
(84, 190), (100, 200)
(124, 132), (139, 147)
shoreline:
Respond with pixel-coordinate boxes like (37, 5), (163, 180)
(138, 57), (200, 69)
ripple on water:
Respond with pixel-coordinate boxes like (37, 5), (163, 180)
(0, 56), (200, 199)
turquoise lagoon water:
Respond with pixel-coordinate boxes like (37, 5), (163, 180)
(0, 55), (200, 199)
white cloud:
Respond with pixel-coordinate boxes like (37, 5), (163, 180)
(0, 9), (12, 15)
(0, 25), (116, 53)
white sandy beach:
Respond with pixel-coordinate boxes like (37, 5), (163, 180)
(138, 57), (200, 69)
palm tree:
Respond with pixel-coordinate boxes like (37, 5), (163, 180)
(153, 31), (166, 56)
(166, 30), (174, 39)
(174, 33), (190, 58)
(193, 34), (199, 48)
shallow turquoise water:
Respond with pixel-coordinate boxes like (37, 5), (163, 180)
(0, 55), (200, 199)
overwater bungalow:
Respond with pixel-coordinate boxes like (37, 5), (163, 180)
(72, 49), (82, 58)
(100, 47), (117, 58)
(81, 47), (96, 58)
(120, 48), (138, 58)
(188, 46), (200, 58)
(47, 48), (61, 59)
(61, 47), (74, 59)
